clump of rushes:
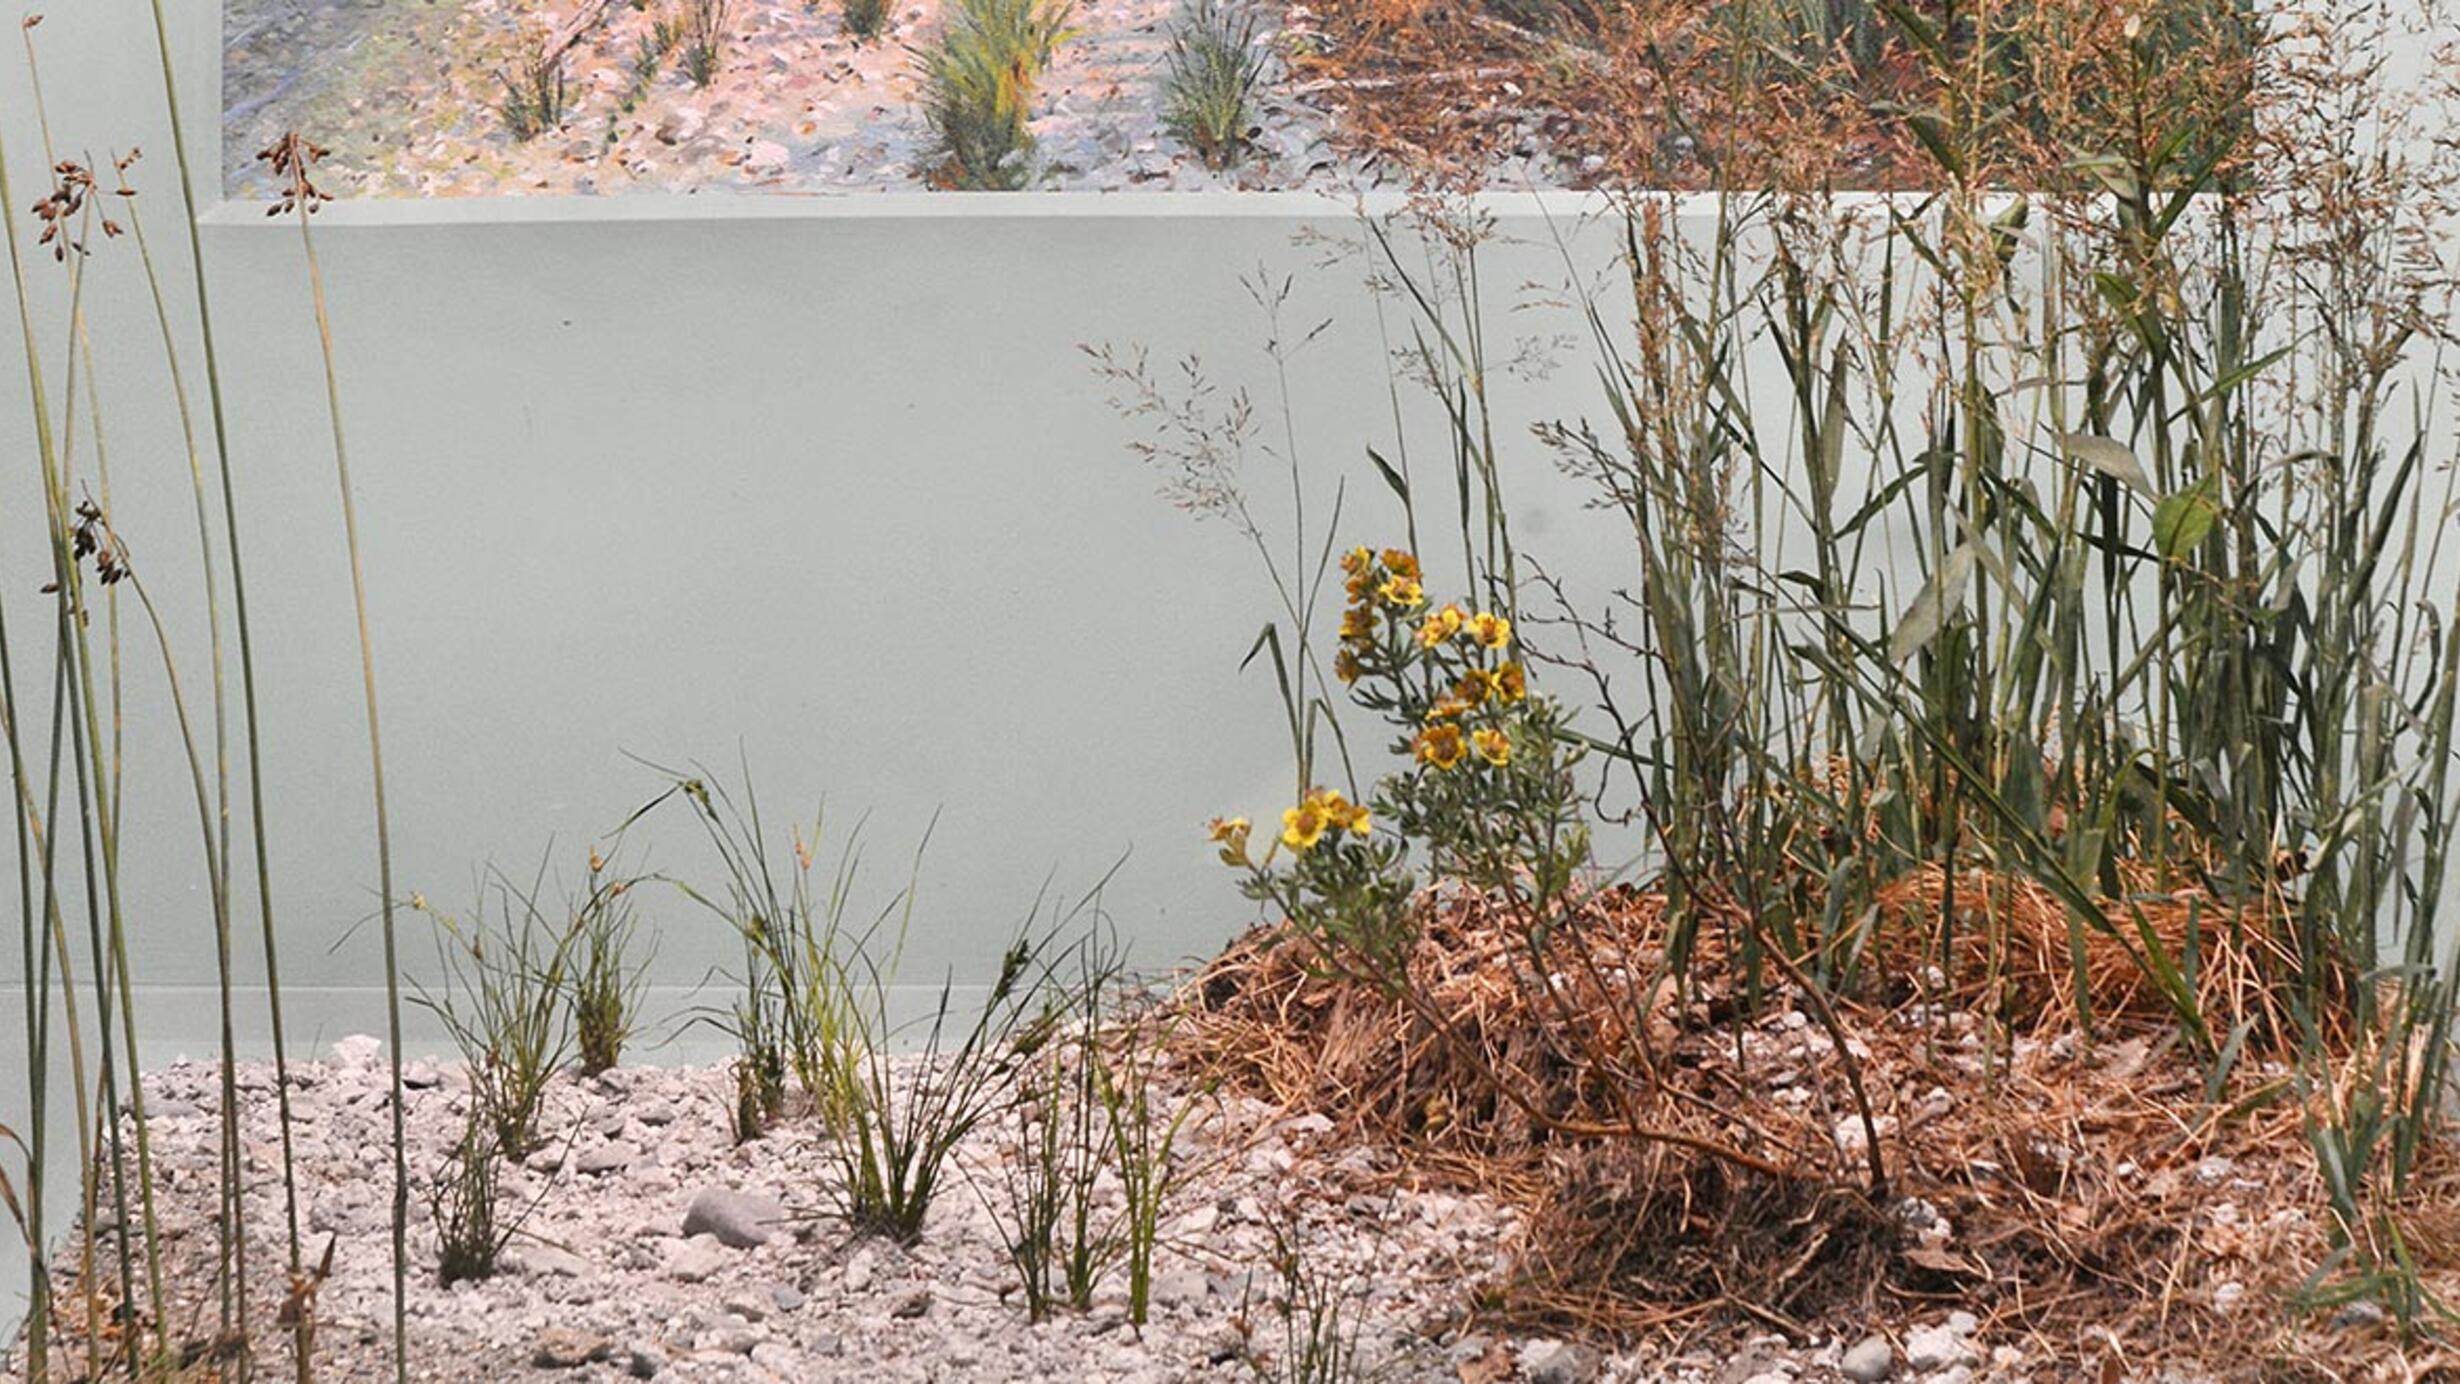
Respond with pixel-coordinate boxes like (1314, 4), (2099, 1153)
(841, 0), (893, 42)
(1240, 1210), (1365, 1384)
(495, 37), (570, 140)
(1160, 0), (1264, 170)
(410, 866), (580, 1162)
(682, 0), (731, 88)
(428, 1113), (509, 1286)
(571, 849), (652, 1076)
(914, 0), (1076, 189)
(974, 932), (1127, 1319)
(1100, 997), (1202, 1327)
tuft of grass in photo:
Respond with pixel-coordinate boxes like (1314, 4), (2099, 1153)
(682, 0), (732, 88)
(495, 38), (570, 140)
(410, 865), (581, 1162)
(571, 851), (653, 1076)
(913, 0), (1076, 189)
(624, 12), (684, 110)
(1160, 0), (1265, 171)
(841, 0), (894, 44)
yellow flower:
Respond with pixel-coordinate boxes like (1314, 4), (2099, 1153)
(1455, 669), (1496, 706)
(1333, 648), (1363, 685)
(1313, 789), (1373, 838)
(1339, 608), (1375, 643)
(1281, 800), (1330, 851)
(1378, 576), (1425, 608)
(1345, 571), (1375, 603)
(1380, 549), (1420, 581)
(1426, 696), (1472, 721)
(1340, 545), (1374, 576)
(1416, 604), (1466, 649)
(1208, 816), (1254, 867)
(1414, 723), (1467, 771)
(1494, 662), (1527, 702)
(1467, 611), (1512, 650)
(1472, 727), (1512, 767)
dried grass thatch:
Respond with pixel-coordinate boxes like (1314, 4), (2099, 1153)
(1168, 878), (2460, 1378)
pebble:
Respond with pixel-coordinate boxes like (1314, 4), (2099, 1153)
(1841, 1334), (1895, 1382)
(530, 1327), (608, 1367)
(1521, 1338), (1601, 1384)
(681, 1187), (787, 1248)
(577, 1140), (640, 1175)
(665, 1235), (730, 1284)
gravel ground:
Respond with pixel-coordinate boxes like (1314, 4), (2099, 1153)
(0, 1036), (2085, 1383)
(220, 0), (1507, 198)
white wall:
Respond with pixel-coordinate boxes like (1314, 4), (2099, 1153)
(2, 5), (1641, 1046)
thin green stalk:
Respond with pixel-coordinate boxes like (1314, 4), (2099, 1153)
(282, 155), (409, 1384)
(145, 3), (315, 1373)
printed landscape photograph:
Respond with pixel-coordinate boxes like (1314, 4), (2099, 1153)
(224, 0), (2247, 196)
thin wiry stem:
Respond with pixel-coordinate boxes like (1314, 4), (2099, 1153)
(145, 3), (315, 1374)
(284, 159), (410, 1384)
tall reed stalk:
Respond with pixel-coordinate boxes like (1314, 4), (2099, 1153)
(263, 133), (411, 1384)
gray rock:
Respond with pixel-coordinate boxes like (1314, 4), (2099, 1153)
(768, 1282), (806, 1313)
(887, 1286), (932, 1319)
(624, 1342), (667, 1379)
(577, 1141), (639, 1175)
(682, 1188), (787, 1248)
(517, 1246), (590, 1278)
(1151, 1266), (1210, 1308)
(842, 1248), (876, 1294)
(2332, 1300), (2387, 1330)
(1841, 1334), (1895, 1382)
(1520, 1339), (1601, 1384)
(1904, 1322), (1979, 1373)
(634, 1099), (678, 1126)
(720, 1290), (769, 1322)
(530, 1327), (608, 1368)
(401, 1061), (442, 1090)
(666, 1235), (730, 1284)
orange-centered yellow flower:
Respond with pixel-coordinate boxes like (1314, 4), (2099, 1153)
(1472, 727), (1512, 767)
(1455, 669), (1496, 706)
(1333, 648), (1363, 686)
(1381, 549), (1420, 581)
(1415, 723), (1467, 771)
(1467, 611), (1512, 650)
(1207, 816), (1253, 867)
(1340, 546), (1374, 577)
(1312, 788), (1373, 838)
(1281, 799), (1330, 851)
(1378, 576), (1425, 608)
(1494, 662), (1527, 702)
(1416, 604), (1466, 649)
(1426, 696), (1473, 721)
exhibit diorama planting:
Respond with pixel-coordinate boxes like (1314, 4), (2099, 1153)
(7, 0), (2460, 1382)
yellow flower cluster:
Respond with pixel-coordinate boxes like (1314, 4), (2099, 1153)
(1343, 546), (1422, 607)
(1279, 786), (1372, 851)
